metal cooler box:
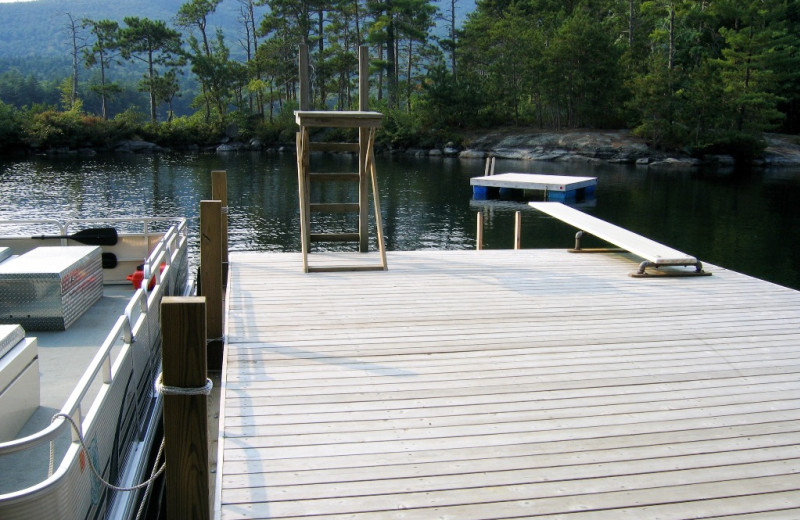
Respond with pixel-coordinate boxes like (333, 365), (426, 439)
(0, 246), (103, 330)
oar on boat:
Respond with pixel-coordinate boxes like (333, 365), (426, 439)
(32, 227), (118, 246)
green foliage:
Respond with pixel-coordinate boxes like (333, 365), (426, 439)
(2, 0), (800, 160)
(0, 101), (24, 150)
(418, 65), (488, 128)
(118, 16), (184, 123)
(375, 99), (459, 150)
(22, 105), (131, 149)
(113, 106), (147, 130)
(138, 113), (223, 147)
(690, 131), (767, 162)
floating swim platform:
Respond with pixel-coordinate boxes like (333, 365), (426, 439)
(471, 173), (597, 201)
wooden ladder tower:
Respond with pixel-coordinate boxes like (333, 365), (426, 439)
(295, 44), (387, 273)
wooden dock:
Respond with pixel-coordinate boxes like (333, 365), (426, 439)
(471, 173), (597, 201)
(215, 249), (800, 519)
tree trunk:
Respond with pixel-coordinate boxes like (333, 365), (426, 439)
(386, 0), (398, 109)
(148, 47), (157, 123)
(668, 4), (675, 70)
(377, 45), (384, 101)
(67, 13), (80, 109)
(100, 50), (108, 119)
(353, 0), (362, 44)
(628, 0), (634, 48)
(450, 0), (457, 80)
(406, 39), (412, 113)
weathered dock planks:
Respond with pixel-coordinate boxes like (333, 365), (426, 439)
(215, 249), (800, 519)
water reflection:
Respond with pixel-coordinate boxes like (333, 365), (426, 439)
(1, 153), (799, 290)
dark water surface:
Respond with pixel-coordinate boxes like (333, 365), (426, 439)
(1, 152), (799, 290)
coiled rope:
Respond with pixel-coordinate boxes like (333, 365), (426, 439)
(155, 373), (214, 396)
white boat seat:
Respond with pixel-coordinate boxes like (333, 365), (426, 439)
(0, 325), (39, 441)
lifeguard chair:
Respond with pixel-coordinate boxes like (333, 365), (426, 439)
(295, 44), (387, 273)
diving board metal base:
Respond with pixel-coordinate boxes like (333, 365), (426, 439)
(630, 264), (713, 278)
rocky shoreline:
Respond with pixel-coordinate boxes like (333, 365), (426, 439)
(35, 129), (800, 169)
(410, 130), (800, 169)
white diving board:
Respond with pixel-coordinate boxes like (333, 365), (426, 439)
(471, 174), (596, 201)
(530, 202), (709, 276)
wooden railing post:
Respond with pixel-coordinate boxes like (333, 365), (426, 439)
(161, 296), (210, 520)
(299, 43), (310, 111)
(514, 211), (522, 250)
(200, 200), (223, 370)
(358, 44), (370, 253)
(211, 170), (229, 286)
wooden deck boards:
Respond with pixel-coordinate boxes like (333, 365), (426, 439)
(215, 249), (800, 519)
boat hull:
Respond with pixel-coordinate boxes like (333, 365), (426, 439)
(0, 218), (193, 520)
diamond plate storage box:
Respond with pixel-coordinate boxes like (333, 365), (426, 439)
(0, 246), (103, 330)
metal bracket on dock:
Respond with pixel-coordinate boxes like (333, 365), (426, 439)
(631, 260), (711, 278)
(568, 231), (625, 254)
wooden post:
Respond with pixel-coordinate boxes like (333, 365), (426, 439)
(161, 296), (209, 520)
(514, 211), (522, 250)
(359, 45), (369, 112)
(476, 212), (483, 251)
(358, 44), (370, 253)
(200, 200), (223, 370)
(299, 44), (310, 111)
(211, 170), (229, 286)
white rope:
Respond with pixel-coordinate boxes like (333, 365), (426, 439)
(50, 412), (166, 493)
(47, 377), (212, 516)
(134, 434), (166, 520)
(155, 372), (213, 396)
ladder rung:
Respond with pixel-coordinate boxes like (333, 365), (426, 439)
(310, 233), (360, 242)
(308, 142), (360, 153)
(309, 172), (360, 182)
(307, 265), (387, 273)
(310, 203), (360, 213)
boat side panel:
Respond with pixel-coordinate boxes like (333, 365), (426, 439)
(0, 220), (190, 520)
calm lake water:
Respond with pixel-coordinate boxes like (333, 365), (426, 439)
(1, 152), (799, 290)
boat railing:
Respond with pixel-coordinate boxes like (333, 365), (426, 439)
(0, 217), (189, 496)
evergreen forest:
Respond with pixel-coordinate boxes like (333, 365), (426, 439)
(0, 0), (798, 160)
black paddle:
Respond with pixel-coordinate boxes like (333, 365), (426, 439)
(32, 227), (118, 246)
(102, 252), (117, 269)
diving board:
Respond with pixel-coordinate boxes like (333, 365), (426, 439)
(471, 173), (596, 201)
(530, 202), (708, 276)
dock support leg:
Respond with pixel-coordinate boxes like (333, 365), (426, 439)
(476, 212), (483, 251)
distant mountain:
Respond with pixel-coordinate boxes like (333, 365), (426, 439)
(0, 0), (475, 71)
(0, 0), (233, 61)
